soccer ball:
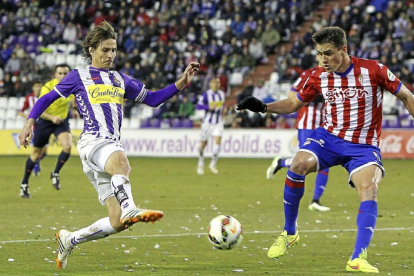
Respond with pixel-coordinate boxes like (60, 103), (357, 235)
(207, 215), (243, 250)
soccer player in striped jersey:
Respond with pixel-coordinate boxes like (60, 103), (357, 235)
(18, 80), (47, 177)
(19, 64), (77, 198)
(266, 65), (331, 212)
(18, 22), (199, 269)
(196, 77), (226, 175)
(237, 26), (414, 273)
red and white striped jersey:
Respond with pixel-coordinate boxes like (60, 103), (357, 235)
(298, 56), (402, 146)
(20, 92), (38, 115)
(292, 68), (325, 130)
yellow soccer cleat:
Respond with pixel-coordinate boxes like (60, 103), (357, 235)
(346, 250), (379, 273)
(267, 230), (300, 259)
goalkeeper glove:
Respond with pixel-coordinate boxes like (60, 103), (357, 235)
(236, 96), (267, 113)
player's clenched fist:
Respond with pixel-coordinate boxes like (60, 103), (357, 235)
(236, 96), (267, 113)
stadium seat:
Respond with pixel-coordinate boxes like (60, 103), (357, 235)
(189, 109), (204, 121)
(140, 118), (151, 128)
(56, 44), (68, 53)
(270, 72), (279, 84)
(14, 118), (24, 129)
(6, 108), (17, 119)
(0, 119), (4, 130)
(130, 118), (140, 128)
(0, 97), (8, 109)
(8, 97), (18, 108)
(121, 118), (130, 129)
(280, 83), (292, 94)
(55, 54), (67, 65)
(66, 44), (76, 54)
(44, 54), (56, 68)
(160, 118), (171, 128)
(66, 54), (77, 69)
(0, 108), (6, 119)
(171, 118), (182, 128)
(383, 93), (397, 114)
(17, 97), (25, 109)
(76, 119), (84, 129)
(35, 53), (47, 66)
(47, 44), (58, 53)
(138, 105), (154, 119)
(182, 119), (193, 128)
(229, 72), (243, 86)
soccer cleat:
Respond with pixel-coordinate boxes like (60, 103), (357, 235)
(308, 201), (330, 212)
(346, 250), (379, 273)
(33, 162), (40, 176)
(20, 183), (31, 198)
(266, 156), (282, 180)
(197, 166), (204, 175)
(51, 172), (60, 190)
(267, 230), (300, 259)
(55, 229), (74, 269)
(209, 164), (218, 174)
(120, 208), (164, 228)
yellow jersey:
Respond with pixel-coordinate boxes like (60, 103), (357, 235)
(39, 79), (74, 120)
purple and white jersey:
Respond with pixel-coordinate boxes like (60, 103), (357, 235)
(196, 89), (225, 124)
(53, 66), (147, 141)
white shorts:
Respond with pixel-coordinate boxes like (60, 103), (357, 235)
(200, 122), (224, 141)
(77, 135), (125, 205)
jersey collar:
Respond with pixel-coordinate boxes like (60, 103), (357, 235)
(89, 66), (110, 72)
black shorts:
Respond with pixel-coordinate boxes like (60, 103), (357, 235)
(32, 118), (71, 148)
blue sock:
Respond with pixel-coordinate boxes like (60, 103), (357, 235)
(313, 168), (329, 201)
(283, 170), (305, 235)
(351, 201), (378, 260)
(281, 158), (293, 168)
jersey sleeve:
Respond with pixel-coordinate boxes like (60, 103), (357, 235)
(375, 63), (402, 95)
(196, 93), (209, 110)
(53, 70), (80, 98)
(297, 74), (320, 102)
(20, 96), (29, 112)
(291, 70), (311, 92)
(122, 72), (147, 101)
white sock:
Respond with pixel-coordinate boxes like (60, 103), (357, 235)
(285, 158), (294, 166)
(198, 149), (204, 167)
(68, 217), (118, 246)
(210, 143), (221, 166)
(111, 174), (136, 214)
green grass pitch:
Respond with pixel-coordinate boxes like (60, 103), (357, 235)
(0, 156), (413, 275)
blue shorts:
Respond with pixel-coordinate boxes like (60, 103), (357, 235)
(299, 127), (385, 187)
(297, 129), (315, 147)
(32, 118), (71, 148)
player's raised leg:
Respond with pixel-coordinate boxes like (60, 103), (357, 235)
(346, 165), (381, 273)
(308, 168), (330, 211)
(105, 151), (163, 227)
(266, 156), (293, 180)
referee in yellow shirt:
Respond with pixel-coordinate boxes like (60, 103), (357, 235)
(20, 64), (79, 198)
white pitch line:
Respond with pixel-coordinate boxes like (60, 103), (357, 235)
(1, 227), (413, 244)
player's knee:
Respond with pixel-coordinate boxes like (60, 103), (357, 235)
(290, 159), (313, 175)
(62, 143), (72, 153)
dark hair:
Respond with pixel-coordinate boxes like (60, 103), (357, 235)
(55, 64), (71, 72)
(312, 26), (347, 49)
(82, 21), (117, 64)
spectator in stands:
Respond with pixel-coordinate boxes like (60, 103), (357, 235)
(231, 14), (245, 37)
(249, 37), (265, 65)
(239, 47), (256, 76)
(226, 53), (241, 72)
(178, 95), (195, 119)
(252, 78), (269, 102)
(5, 53), (20, 75)
(223, 105), (237, 128)
(261, 21), (281, 55)
(300, 46), (314, 70)
(3, 73), (15, 97)
(311, 15), (327, 32)
(285, 58), (303, 82)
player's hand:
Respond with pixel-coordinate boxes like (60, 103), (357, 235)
(236, 96), (267, 113)
(19, 123), (34, 149)
(175, 62), (200, 90)
(52, 116), (63, 124)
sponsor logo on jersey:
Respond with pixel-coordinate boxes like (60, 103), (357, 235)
(88, 84), (125, 104)
(325, 88), (369, 103)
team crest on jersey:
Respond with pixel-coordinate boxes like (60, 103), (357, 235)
(113, 75), (121, 86)
(387, 69), (395, 81)
(358, 74), (364, 85)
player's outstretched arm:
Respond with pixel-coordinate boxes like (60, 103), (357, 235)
(19, 90), (60, 148)
(395, 85), (414, 118)
(237, 96), (306, 114)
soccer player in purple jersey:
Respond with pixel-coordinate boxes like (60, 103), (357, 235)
(237, 27), (414, 273)
(18, 22), (199, 270)
(196, 77), (226, 175)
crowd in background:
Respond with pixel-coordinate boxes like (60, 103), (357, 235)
(0, 0), (413, 129)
